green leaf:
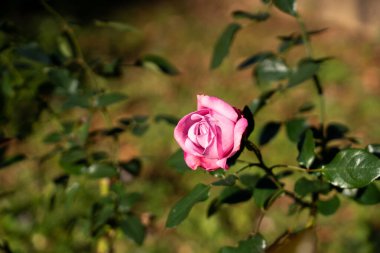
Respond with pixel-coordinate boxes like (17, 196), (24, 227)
(323, 149), (380, 188)
(297, 129), (315, 168)
(166, 183), (210, 228)
(249, 89), (278, 115)
(366, 144), (380, 158)
(167, 149), (189, 173)
(254, 177), (281, 209)
(86, 163), (118, 178)
(254, 58), (289, 87)
(219, 186), (253, 204)
(232, 11), (270, 22)
(120, 216), (145, 245)
(43, 132), (62, 143)
(298, 102), (315, 113)
(136, 54), (179, 75)
(273, 0), (297, 16)
(210, 23), (242, 69)
(326, 122), (349, 141)
(277, 29), (327, 53)
(0, 154), (26, 169)
(294, 177), (330, 197)
(354, 183), (380, 205)
(62, 94), (91, 110)
(154, 114), (179, 126)
(285, 118), (307, 143)
(119, 158), (142, 176)
(317, 195), (340, 216)
(238, 51), (274, 71)
(94, 20), (139, 33)
(219, 234), (266, 253)
(96, 92), (127, 107)
(59, 147), (87, 174)
(91, 200), (115, 235)
(239, 174), (261, 190)
(258, 121), (282, 146)
(288, 58), (322, 88)
(212, 175), (239, 186)
(132, 124), (149, 136)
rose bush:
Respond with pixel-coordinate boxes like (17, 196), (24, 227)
(174, 95), (248, 171)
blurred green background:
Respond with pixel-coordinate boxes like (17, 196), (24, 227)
(1, 0), (380, 252)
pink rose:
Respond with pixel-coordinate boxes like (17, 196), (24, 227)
(174, 95), (248, 171)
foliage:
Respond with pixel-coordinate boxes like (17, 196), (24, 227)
(166, 0), (380, 252)
(0, 0), (379, 252)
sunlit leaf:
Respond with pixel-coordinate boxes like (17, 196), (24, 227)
(323, 149), (380, 188)
(166, 183), (210, 228)
(254, 57), (289, 87)
(297, 129), (315, 168)
(210, 23), (242, 69)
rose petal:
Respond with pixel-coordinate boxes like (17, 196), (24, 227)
(174, 110), (208, 151)
(198, 157), (220, 171)
(216, 158), (229, 170)
(197, 95), (238, 122)
(185, 138), (203, 156)
(184, 153), (201, 170)
(229, 117), (248, 156)
(210, 111), (235, 157)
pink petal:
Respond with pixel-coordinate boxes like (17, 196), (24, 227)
(198, 157), (220, 171)
(184, 153), (201, 170)
(174, 110), (208, 152)
(197, 95), (238, 122)
(229, 117), (248, 157)
(210, 111), (235, 157)
(216, 158), (229, 170)
(184, 138), (203, 156)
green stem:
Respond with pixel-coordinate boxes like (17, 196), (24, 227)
(295, 13), (326, 129)
(270, 164), (306, 172)
(295, 13), (312, 56)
